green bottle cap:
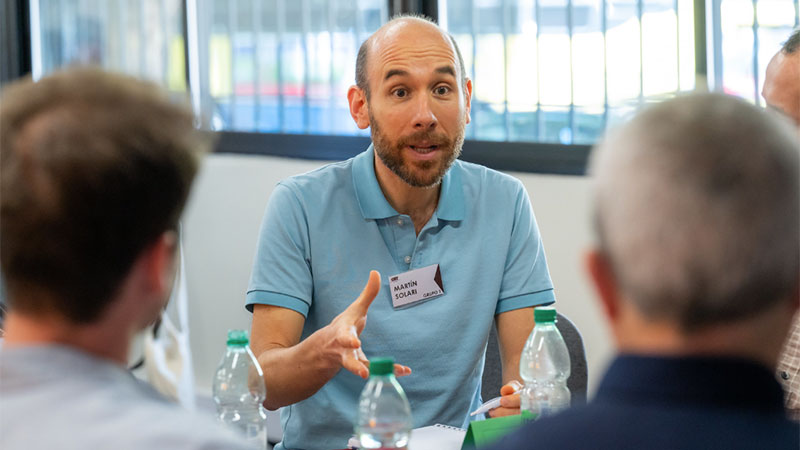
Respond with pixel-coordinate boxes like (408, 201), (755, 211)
(226, 329), (249, 346)
(534, 308), (557, 324)
(369, 357), (395, 376)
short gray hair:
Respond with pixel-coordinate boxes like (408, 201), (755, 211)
(591, 93), (799, 331)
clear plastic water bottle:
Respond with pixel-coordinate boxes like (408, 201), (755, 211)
(212, 330), (268, 449)
(355, 357), (412, 449)
(519, 308), (571, 419)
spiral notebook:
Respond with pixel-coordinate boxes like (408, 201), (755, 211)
(347, 424), (466, 450)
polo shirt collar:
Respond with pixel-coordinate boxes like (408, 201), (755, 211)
(352, 145), (465, 222)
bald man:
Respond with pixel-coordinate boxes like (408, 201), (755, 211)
(763, 27), (800, 421)
(246, 15), (556, 450)
(763, 28), (800, 127)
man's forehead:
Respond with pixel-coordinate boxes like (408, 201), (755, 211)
(765, 53), (796, 94)
(369, 20), (457, 70)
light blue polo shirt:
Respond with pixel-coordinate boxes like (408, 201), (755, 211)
(247, 146), (555, 450)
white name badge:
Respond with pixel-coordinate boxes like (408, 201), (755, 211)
(389, 264), (445, 308)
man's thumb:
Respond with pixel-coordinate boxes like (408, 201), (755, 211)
(351, 270), (381, 313)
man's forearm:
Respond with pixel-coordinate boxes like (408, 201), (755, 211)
(257, 330), (341, 410)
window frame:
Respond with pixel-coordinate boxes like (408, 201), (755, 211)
(216, 131), (591, 175)
(12, 0), (719, 176)
(198, 0), (596, 175)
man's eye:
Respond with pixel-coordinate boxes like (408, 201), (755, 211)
(435, 86), (450, 95)
(393, 89), (407, 98)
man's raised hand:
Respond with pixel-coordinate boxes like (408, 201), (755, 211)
(323, 270), (411, 379)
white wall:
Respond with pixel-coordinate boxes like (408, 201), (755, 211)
(182, 153), (614, 398)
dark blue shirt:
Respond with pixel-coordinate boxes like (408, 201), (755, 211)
(489, 354), (799, 449)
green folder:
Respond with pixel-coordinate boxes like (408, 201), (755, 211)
(461, 411), (536, 449)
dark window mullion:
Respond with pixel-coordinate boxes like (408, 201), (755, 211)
(711, 0), (724, 91)
(751, 0), (759, 106)
(601, 0), (608, 130)
(277, 0), (286, 132)
(675, 0), (681, 91)
(301, 0), (311, 133)
(355, 0), (366, 136)
(78, 0), (88, 65)
(567, 0), (574, 144)
(470, 0), (478, 139)
(97, 0), (109, 69)
(159, 0), (168, 85)
(502, 0), (510, 141)
(637, 0), (644, 105)
(328, 0), (336, 133)
(252, 0), (262, 130)
(60, 0), (70, 71)
(795, 0), (799, 26)
(119, 0), (127, 75)
(535, 0), (541, 140)
(138, 0), (146, 77)
(227, 0), (237, 128)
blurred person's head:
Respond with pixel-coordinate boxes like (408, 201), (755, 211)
(763, 28), (800, 127)
(586, 93), (799, 367)
(0, 68), (207, 346)
(348, 15), (472, 188)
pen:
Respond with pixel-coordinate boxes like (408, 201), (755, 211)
(469, 389), (522, 416)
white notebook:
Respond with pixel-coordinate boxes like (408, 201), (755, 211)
(347, 424), (466, 450)
(409, 424), (466, 450)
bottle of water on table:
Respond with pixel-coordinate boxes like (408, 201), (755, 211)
(212, 329), (268, 449)
(355, 357), (412, 449)
(519, 308), (571, 419)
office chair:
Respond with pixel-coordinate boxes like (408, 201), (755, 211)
(481, 312), (588, 407)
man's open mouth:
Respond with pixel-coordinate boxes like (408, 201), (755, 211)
(409, 144), (439, 153)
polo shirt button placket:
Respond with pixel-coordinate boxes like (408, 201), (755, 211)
(404, 255), (412, 264)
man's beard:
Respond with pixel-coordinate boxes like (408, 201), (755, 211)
(370, 112), (465, 188)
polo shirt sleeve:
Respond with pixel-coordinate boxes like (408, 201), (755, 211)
(246, 182), (313, 317)
(495, 183), (556, 315)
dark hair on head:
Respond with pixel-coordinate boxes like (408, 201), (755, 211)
(355, 14), (468, 100)
(0, 68), (209, 324)
(783, 27), (800, 54)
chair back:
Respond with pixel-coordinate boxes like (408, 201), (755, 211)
(481, 311), (588, 406)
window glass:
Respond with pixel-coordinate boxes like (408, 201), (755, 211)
(197, 0), (387, 134)
(27, 0), (797, 150)
(32, 0), (185, 92)
(719, 0), (799, 104)
(441, 0), (696, 144)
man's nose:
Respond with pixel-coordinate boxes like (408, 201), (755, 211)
(411, 95), (437, 130)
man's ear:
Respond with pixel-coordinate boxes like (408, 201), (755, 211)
(143, 231), (179, 298)
(348, 85), (370, 130)
(463, 78), (473, 125)
(585, 249), (621, 323)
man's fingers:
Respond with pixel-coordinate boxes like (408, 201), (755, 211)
(336, 327), (360, 348)
(356, 347), (369, 365)
(342, 355), (369, 379)
(394, 364), (412, 377)
(500, 380), (523, 396)
(488, 406), (520, 418)
(499, 393), (521, 409)
(348, 270), (381, 314)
